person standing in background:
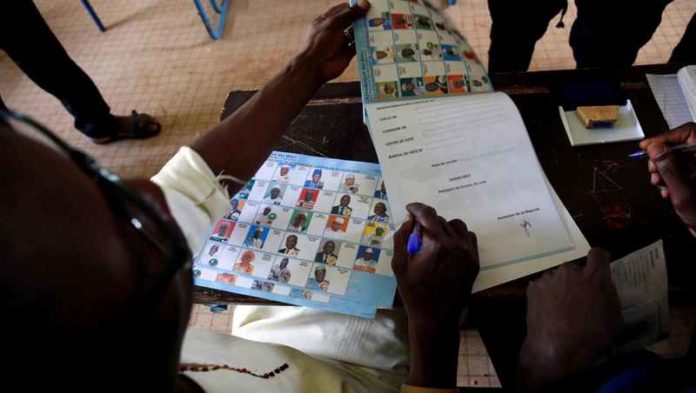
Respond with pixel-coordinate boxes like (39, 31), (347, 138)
(0, 1), (160, 143)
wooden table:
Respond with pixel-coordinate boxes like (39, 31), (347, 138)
(196, 64), (696, 387)
(195, 64), (696, 307)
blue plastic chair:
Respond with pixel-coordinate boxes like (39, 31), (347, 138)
(79, 0), (232, 40)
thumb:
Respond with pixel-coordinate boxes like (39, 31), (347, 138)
(392, 213), (413, 273)
(584, 248), (612, 282)
(647, 144), (694, 208)
(335, 0), (370, 28)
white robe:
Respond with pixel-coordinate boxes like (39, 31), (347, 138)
(151, 147), (408, 392)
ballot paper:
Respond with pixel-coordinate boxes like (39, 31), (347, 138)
(193, 152), (399, 318)
(366, 92), (573, 271)
(611, 240), (670, 353)
(351, 0), (492, 105)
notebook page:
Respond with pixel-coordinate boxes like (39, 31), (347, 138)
(366, 93), (573, 269)
(646, 73), (695, 129)
(677, 66), (696, 123)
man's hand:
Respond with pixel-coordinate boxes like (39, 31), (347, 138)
(393, 203), (479, 388)
(299, 1), (369, 84)
(517, 249), (622, 392)
(393, 203), (479, 328)
(640, 122), (696, 236)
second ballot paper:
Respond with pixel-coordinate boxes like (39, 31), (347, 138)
(365, 93), (574, 270)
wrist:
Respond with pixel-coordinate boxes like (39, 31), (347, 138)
(407, 318), (460, 388)
(289, 50), (325, 88)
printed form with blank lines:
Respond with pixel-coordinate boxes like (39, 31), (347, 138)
(366, 92), (574, 271)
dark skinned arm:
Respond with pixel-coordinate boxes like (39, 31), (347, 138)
(173, 3), (368, 392)
(393, 203), (480, 389)
(189, 1), (368, 196)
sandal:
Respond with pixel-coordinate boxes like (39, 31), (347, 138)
(91, 110), (161, 144)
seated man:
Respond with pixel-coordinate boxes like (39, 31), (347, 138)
(3, 2), (691, 393)
(0, 3), (473, 392)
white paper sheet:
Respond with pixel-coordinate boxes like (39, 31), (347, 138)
(677, 66), (696, 123)
(610, 240), (669, 353)
(473, 177), (590, 292)
(366, 93), (573, 270)
(646, 73), (695, 129)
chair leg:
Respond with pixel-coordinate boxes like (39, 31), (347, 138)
(193, 0), (232, 40)
(80, 0), (106, 32)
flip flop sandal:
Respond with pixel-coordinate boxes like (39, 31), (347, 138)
(92, 110), (161, 144)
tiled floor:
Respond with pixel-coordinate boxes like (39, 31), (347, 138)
(1, 0), (694, 179)
(3, 0), (695, 389)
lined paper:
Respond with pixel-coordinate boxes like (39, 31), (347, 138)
(646, 73), (694, 129)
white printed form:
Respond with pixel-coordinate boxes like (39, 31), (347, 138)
(366, 92), (572, 268)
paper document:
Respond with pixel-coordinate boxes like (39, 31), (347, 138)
(646, 73), (695, 129)
(610, 240), (669, 353)
(474, 177), (590, 292)
(678, 66), (696, 122)
(193, 152), (400, 318)
(366, 92), (572, 269)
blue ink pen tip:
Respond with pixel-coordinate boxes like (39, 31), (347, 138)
(407, 232), (422, 255)
(628, 151), (647, 160)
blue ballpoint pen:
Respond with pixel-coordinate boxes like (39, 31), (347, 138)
(407, 222), (422, 255)
(628, 143), (696, 159)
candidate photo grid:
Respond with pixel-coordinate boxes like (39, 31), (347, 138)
(364, 0), (483, 100)
(195, 159), (397, 304)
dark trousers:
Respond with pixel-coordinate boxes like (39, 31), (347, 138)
(0, 1), (115, 138)
(487, 0), (674, 73)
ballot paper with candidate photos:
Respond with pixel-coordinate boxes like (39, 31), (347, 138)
(352, 0), (492, 104)
(193, 152), (398, 318)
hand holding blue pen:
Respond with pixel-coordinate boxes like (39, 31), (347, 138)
(407, 222), (423, 255)
(637, 124), (696, 236)
(392, 203), (480, 340)
(628, 143), (696, 160)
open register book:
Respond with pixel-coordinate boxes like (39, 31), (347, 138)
(352, 0), (590, 292)
(647, 65), (696, 129)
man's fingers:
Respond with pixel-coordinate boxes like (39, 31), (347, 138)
(647, 144), (695, 211)
(469, 231), (478, 251)
(323, 3), (350, 19)
(650, 172), (662, 186)
(584, 248), (611, 279)
(448, 219), (469, 238)
(439, 216), (453, 236)
(640, 122), (696, 150)
(406, 203), (445, 235)
(330, 0), (370, 29)
(392, 213), (413, 273)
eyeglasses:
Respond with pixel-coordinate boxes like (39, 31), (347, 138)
(0, 110), (192, 311)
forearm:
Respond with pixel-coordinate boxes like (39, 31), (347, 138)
(189, 51), (323, 193)
(406, 320), (460, 389)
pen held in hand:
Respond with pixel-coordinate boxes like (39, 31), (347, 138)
(628, 143), (696, 160)
(407, 222), (423, 255)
